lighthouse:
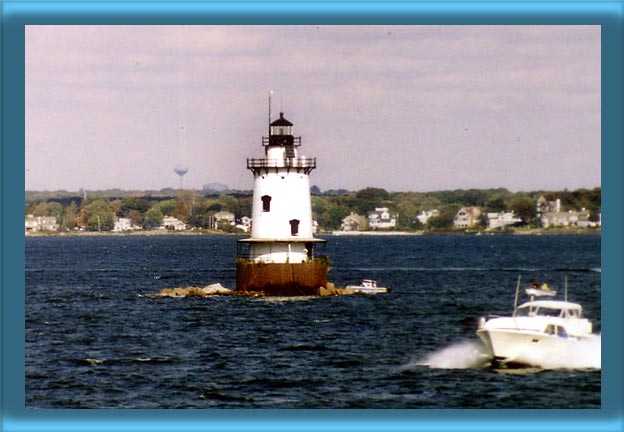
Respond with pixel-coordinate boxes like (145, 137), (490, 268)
(236, 112), (328, 296)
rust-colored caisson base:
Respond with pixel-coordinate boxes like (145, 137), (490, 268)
(236, 260), (329, 296)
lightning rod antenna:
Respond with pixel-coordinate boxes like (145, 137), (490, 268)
(268, 91), (273, 136)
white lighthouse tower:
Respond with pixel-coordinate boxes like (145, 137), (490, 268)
(236, 111), (328, 295)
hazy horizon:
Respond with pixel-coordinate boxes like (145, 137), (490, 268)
(26, 25), (601, 193)
(25, 184), (600, 195)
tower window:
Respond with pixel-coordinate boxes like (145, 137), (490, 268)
(261, 195), (272, 212)
(290, 219), (300, 236)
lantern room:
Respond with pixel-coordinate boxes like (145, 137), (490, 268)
(271, 112), (293, 136)
(264, 112), (301, 147)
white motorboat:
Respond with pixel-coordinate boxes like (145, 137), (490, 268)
(345, 279), (389, 294)
(477, 277), (594, 367)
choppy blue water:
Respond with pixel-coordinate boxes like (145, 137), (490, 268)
(26, 234), (601, 408)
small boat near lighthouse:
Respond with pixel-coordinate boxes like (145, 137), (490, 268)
(476, 277), (595, 368)
(345, 279), (389, 294)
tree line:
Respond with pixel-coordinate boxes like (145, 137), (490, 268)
(25, 186), (601, 232)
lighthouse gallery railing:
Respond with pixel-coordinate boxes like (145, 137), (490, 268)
(247, 157), (316, 170)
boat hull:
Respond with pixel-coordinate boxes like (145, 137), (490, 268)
(345, 285), (389, 294)
(477, 328), (584, 367)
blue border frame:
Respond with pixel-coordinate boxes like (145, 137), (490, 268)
(2, 1), (622, 432)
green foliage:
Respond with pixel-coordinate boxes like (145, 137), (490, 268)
(24, 186), (601, 233)
(173, 200), (190, 222)
(426, 206), (458, 229)
(152, 199), (177, 216)
(80, 199), (115, 231)
(208, 202), (222, 212)
(143, 208), (164, 229)
(484, 197), (507, 213)
(62, 202), (80, 230)
(353, 187), (390, 214)
(394, 199), (419, 230)
(510, 197), (537, 224)
(120, 197), (151, 216)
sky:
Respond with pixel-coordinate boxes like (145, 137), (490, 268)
(25, 25), (601, 193)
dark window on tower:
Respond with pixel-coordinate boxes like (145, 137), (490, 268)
(290, 219), (300, 236)
(261, 195), (272, 212)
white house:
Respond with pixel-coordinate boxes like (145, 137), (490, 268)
(541, 209), (593, 228)
(210, 211), (235, 230)
(487, 212), (522, 229)
(341, 212), (367, 231)
(25, 215), (39, 232)
(367, 207), (397, 230)
(113, 217), (141, 232)
(25, 215), (59, 232)
(416, 209), (439, 225)
(235, 216), (252, 233)
(536, 196), (561, 215)
(454, 207), (481, 228)
(160, 216), (187, 231)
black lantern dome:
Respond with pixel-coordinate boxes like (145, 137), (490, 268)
(267, 112), (300, 147)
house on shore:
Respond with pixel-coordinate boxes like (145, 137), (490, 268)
(367, 207), (397, 230)
(25, 215), (59, 232)
(540, 209), (594, 228)
(416, 209), (439, 225)
(487, 212), (522, 229)
(340, 212), (367, 231)
(537, 196), (561, 215)
(113, 217), (141, 232)
(160, 216), (187, 231)
(454, 207), (481, 228)
(235, 216), (252, 233)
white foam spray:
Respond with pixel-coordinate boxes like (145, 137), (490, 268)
(411, 340), (491, 370)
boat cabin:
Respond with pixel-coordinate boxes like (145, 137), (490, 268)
(514, 300), (583, 318)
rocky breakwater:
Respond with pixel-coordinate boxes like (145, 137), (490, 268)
(143, 282), (359, 298)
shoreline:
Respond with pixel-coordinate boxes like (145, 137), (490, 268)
(329, 229), (601, 236)
(26, 228), (601, 237)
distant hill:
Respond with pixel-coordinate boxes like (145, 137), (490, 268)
(202, 183), (228, 192)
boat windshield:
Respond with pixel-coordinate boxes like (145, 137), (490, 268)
(536, 307), (563, 317)
(515, 306), (563, 317)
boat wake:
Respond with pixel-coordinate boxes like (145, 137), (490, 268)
(410, 335), (601, 371)
(409, 340), (491, 370)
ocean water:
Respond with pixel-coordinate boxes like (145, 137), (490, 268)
(25, 234), (601, 408)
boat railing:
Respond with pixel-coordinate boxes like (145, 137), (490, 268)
(262, 136), (302, 147)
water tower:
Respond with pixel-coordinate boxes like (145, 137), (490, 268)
(174, 164), (189, 189)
